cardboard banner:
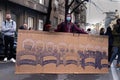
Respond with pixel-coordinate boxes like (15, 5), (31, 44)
(16, 30), (108, 74)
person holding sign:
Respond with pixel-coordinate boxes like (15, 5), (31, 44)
(55, 13), (87, 34)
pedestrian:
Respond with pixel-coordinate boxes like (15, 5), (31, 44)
(44, 20), (52, 31)
(1, 13), (16, 63)
(100, 28), (105, 35)
(54, 13), (87, 80)
(105, 26), (113, 63)
(19, 23), (28, 30)
(87, 28), (92, 34)
(55, 13), (87, 34)
(110, 18), (120, 67)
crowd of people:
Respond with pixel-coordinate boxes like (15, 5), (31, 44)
(0, 13), (120, 68)
(99, 19), (120, 68)
(1, 13), (32, 63)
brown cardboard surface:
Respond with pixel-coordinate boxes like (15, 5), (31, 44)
(16, 30), (108, 74)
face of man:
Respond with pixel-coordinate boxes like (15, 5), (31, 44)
(23, 24), (28, 30)
(6, 14), (11, 21)
(66, 14), (72, 22)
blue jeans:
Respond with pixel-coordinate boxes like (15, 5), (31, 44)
(110, 47), (120, 64)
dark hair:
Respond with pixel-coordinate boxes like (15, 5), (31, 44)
(100, 28), (105, 35)
(105, 27), (112, 35)
(67, 13), (72, 17)
(116, 18), (120, 24)
(87, 28), (91, 31)
(29, 27), (32, 30)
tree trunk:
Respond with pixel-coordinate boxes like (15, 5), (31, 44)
(44, 0), (52, 31)
(65, 0), (69, 23)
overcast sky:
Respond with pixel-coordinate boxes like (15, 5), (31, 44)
(86, 0), (120, 24)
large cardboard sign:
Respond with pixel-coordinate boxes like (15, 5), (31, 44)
(16, 30), (108, 74)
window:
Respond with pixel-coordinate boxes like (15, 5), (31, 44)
(39, 0), (44, 5)
(54, 0), (59, 9)
(38, 19), (43, 30)
(11, 13), (17, 22)
(53, 17), (58, 27)
(28, 17), (34, 29)
(0, 11), (3, 31)
(60, 19), (62, 22)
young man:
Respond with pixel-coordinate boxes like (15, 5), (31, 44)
(110, 18), (120, 67)
(55, 13), (87, 34)
(1, 13), (16, 63)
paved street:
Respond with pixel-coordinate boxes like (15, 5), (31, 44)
(0, 61), (120, 80)
(0, 0), (120, 80)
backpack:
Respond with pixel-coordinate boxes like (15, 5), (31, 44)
(4, 20), (14, 26)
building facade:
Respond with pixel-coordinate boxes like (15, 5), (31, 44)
(104, 10), (120, 29)
(0, 0), (87, 31)
(74, 1), (87, 29)
(0, 0), (48, 31)
(50, 0), (65, 28)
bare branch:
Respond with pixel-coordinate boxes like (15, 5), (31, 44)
(65, 0), (69, 22)
(70, 0), (85, 14)
(82, 3), (87, 9)
(68, 0), (75, 8)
